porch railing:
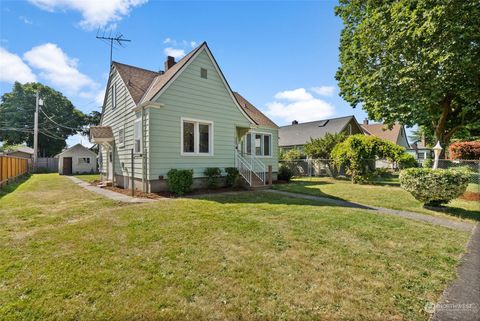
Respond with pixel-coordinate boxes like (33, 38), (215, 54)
(235, 150), (266, 186)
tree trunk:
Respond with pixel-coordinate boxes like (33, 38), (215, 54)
(434, 96), (452, 159)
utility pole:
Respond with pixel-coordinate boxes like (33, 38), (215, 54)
(33, 91), (39, 172)
(96, 29), (131, 66)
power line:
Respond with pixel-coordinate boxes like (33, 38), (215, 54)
(39, 106), (83, 131)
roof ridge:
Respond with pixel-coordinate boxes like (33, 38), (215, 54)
(279, 115), (355, 128)
(112, 61), (160, 74)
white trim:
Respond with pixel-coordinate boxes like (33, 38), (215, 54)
(133, 118), (142, 154)
(243, 131), (272, 158)
(111, 82), (117, 110)
(148, 44), (257, 126)
(118, 125), (125, 148)
(180, 117), (214, 156)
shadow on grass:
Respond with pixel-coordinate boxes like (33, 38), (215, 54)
(425, 205), (480, 222)
(0, 175), (30, 199)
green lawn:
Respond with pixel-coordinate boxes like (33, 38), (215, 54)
(73, 174), (100, 183)
(0, 174), (471, 320)
(273, 177), (480, 222)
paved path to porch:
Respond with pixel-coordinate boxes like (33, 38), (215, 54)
(67, 176), (156, 203)
(265, 189), (476, 232)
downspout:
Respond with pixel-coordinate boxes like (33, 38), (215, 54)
(141, 106), (145, 192)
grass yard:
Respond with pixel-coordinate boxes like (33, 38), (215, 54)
(274, 177), (480, 222)
(0, 174), (472, 320)
(73, 174), (100, 183)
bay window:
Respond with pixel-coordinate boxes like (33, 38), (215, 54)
(181, 118), (213, 155)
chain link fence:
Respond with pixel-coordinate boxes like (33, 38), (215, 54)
(279, 158), (480, 186)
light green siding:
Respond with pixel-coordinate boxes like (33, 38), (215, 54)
(99, 69), (149, 179)
(148, 49), (276, 178)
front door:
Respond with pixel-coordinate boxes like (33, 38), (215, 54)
(108, 151), (113, 181)
(63, 157), (72, 175)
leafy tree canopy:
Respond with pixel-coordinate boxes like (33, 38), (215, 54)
(304, 132), (346, 159)
(0, 82), (88, 156)
(335, 0), (480, 153)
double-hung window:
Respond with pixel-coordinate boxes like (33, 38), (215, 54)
(134, 118), (142, 154)
(181, 118), (213, 155)
(245, 132), (272, 157)
(111, 82), (117, 110)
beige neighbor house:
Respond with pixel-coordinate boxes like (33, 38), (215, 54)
(278, 115), (364, 151)
(90, 42), (278, 192)
(4, 146), (34, 159)
(360, 119), (410, 148)
(57, 144), (97, 175)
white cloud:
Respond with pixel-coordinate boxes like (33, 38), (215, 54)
(0, 47), (37, 83)
(274, 88), (313, 101)
(190, 41), (197, 48)
(311, 86), (335, 96)
(164, 47), (185, 60)
(19, 16), (33, 24)
(23, 43), (97, 93)
(163, 37), (172, 44)
(28, 0), (147, 30)
(265, 87), (335, 124)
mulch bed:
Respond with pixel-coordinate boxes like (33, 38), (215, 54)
(459, 191), (480, 202)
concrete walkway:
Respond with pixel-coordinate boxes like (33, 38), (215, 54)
(67, 176), (155, 203)
(265, 189), (475, 232)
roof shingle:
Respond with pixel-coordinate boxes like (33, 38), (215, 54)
(361, 123), (402, 144)
(233, 92), (278, 128)
(90, 126), (113, 139)
(112, 62), (159, 104)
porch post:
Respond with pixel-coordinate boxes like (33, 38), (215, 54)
(268, 165), (273, 186)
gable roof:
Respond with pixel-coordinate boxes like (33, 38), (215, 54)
(361, 123), (404, 145)
(278, 116), (357, 147)
(90, 126), (114, 141)
(139, 42), (205, 104)
(57, 143), (97, 157)
(5, 146), (34, 155)
(233, 92), (278, 128)
(112, 61), (159, 104)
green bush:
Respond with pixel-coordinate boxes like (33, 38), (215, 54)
(398, 153), (418, 169)
(278, 164), (294, 182)
(225, 167), (239, 187)
(399, 168), (469, 206)
(280, 149), (304, 161)
(422, 158), (433, 168)
(204, 167), (222, 189)
(166, 169), (193, 195)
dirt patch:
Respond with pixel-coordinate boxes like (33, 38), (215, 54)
(103, 186), (165, 199)
(459, 191), (480, 202)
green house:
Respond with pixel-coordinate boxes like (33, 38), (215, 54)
(90, 42), (278, 192)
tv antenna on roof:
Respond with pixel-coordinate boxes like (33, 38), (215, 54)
(96, 28), (131, 66)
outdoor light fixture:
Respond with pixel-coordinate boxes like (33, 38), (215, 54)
(433, 141), (442, 169)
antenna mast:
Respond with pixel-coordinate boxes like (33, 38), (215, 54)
(96, 29), (131, 66)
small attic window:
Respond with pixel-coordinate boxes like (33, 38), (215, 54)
(200, 68), (208, 79)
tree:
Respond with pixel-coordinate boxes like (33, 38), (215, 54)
(335, 0), (480, 156)
(0, 82), (86, 156)
(82, 111), (101, 136)
(304, 132), (345, 159)
(331, 134), (405, 183)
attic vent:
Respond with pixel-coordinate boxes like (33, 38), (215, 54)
(200, 68), (207, 79)
(317, 120), (329, 127)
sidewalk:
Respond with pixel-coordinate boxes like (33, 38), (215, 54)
(67, 176), (155, 203)
(265, 189), (475, 232)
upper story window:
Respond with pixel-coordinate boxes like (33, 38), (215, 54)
(200, 68), (208, 79)
(111, 82), (117, 109)
(118, 126), (125, 147)
(245, 132), (272, 157)
(134, 118), (142, 154)
(181, 118), (213, 155)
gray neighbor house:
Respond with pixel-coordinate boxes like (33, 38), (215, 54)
(90, 42), (279, 192)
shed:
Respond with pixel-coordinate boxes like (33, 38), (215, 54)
(57, 144), (97, 175)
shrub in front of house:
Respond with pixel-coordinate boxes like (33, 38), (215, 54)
(448, 141), (480, 160)
(398, 153), (418, 169)
(399, 168), (469, 206)
(204, 167), (222, 189)
(166, 169), (193, 195)
(278, 164), (294, 182)
(225, 167), (239, 187)
(422, 158), (433, 168)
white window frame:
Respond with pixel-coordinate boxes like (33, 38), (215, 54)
(180, 117), (214, 156)
(78, 157), (91, 165)
(118, 125), (125, 147)
(244, 131), (272, 158)
(134, 118), (142, 154)
(111, 82), (117, 110)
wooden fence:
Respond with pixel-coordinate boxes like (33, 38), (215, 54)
(0, 156), (29, 187)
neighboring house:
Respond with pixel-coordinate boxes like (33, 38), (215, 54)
(57, 144), (97, 175)
(278, 115), (363, 151)
(407, 140), (433, 162)
(361, 119), (410, 148)
(4, 146), (34, 159)
(90, 42), (278, 192)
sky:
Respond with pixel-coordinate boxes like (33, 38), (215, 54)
(0, 0), (374, 147)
